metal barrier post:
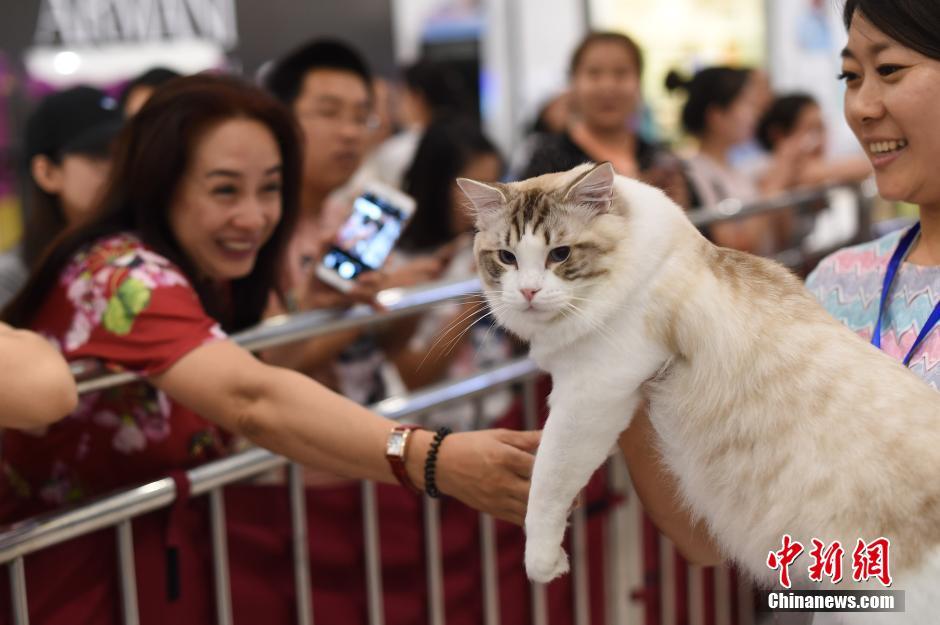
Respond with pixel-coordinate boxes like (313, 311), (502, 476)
(9, 557), (28, 625)
(475, 397), (501, 625)
(522, 378), (549, 625)
(571, 506), (590, 625)
(288, 463), (314, 625)
(362, 481), (385, 625)
(209, 488), (233, 625)
(604, 458), (630, 625)
(424, 496), (446, 625)
(116, 520), (140, 625)
(480, 514), (500, 625)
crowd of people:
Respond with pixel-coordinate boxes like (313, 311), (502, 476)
(0, 0), (936, 620)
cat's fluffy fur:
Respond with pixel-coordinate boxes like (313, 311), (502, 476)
(460, 162), (940, 624)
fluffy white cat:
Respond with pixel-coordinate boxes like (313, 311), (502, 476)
(459, 162), (940, 625)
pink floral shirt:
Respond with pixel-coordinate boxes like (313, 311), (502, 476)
(0, 233), (228, 522)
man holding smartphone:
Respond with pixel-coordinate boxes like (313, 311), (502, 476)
(263, 39), (448, 403)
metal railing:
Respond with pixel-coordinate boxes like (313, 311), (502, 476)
(686, 180), (873, 230)
(3, 358), (542, 625)
(2, 182), (873, 625)
(687, 180), (877, 272)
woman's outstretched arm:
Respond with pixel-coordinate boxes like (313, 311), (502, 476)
(154, 340), (539, 524)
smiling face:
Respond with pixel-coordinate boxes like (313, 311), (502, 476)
(841, 12), (940, 207)
(461, 163), (623, 340)
(169, 117), (283, 281)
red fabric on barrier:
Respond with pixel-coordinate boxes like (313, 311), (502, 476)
(0, 379), (616, 624)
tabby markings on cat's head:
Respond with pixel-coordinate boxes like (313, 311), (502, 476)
(457, 162), (620, 337)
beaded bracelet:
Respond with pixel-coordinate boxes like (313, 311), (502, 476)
(424, 426), (452, 498)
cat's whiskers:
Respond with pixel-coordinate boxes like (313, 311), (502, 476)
(416, 301), (507, 371)
(435, 304), (508, 361)
(413, 302), (489, 371)
(564, 301), (619, 345)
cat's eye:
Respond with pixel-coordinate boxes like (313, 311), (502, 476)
(548, 246), (571, 263)
(497, 249), (517, 265)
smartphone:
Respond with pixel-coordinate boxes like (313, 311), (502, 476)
(316, 181), (416, 292)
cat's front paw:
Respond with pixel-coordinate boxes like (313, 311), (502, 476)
(525, 540), (570, 583)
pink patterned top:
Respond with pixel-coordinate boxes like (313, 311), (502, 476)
(805, 228), (940, 390)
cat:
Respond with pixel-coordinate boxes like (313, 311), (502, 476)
(458, 162), (940, 624)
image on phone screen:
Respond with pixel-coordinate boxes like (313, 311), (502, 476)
(321, 191), (408, 282)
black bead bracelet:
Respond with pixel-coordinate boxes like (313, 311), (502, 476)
(424, 426), (452, 498)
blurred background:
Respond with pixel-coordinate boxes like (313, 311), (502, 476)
(0, 0), (885, 254)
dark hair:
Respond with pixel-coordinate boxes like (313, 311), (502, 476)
(756, 93), (818, 151)
(264, 39), (373, 106)
(843, 0), (940, 61)
(665, 66), (752, 136)
(399, 116), (501, 253)
(21, 180), (66, 269)
(5, 75), (302, 333)
(569, 31), (644, 77)
(402, 60), (473, 118)
(119, 67), (182, 111)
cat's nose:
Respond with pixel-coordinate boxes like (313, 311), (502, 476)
(521, 288), (540, 302)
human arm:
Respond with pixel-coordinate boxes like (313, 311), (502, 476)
(153, 339), (539, 524)
(0, 322), (78, 429)
(796, 155), (872, 187)
(618, 401), (723, 566)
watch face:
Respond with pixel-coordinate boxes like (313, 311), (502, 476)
(388, 431), (405, 456)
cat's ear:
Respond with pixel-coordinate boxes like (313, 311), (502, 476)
(563, 162), (616, 217)
(456, 178), (506, 224)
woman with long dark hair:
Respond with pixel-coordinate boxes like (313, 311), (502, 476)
(391, 116), (516, 430)
(0, 75), (536, 524)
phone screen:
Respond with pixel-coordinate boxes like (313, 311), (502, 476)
(321, 192), (408, 281)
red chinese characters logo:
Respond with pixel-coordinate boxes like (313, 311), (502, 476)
(767, 534), (804, 588)
(852, 538), (892, 587)
(808, 539), (844, 584)
(766, 536), (892, 588)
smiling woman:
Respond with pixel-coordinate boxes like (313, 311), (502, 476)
(169, 119), (284, 282)
(0, 75), (538, 525)
(805, 0), (940, 391)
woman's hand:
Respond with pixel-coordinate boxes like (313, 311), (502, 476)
(407, 428), (540, 525)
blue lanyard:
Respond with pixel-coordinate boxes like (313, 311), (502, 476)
(871, 222), (940, 366)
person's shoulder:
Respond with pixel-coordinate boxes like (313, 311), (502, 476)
(63, 232), (191, 291)
(810, 229), (903, 279)
(805, 227), (905, 294)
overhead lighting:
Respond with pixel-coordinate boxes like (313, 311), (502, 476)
(53, 51), (81, 75)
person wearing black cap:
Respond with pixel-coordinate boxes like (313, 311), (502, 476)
(0, 85), (122, 307)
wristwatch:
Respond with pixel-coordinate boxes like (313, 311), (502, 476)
(385, 425), (423, 494)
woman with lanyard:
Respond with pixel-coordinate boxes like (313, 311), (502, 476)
(612, 0), (940, 598)
(805, 0), (940, 393)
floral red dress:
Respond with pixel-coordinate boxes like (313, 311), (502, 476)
(0, 233), (230, 523)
